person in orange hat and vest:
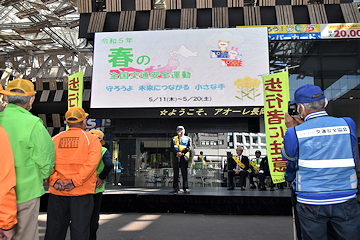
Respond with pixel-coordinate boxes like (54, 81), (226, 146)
(0, 126), (17, 240)
(45, 107), (102, 240)
(88, 129), (113, 240)
(0, 79), (55, 240)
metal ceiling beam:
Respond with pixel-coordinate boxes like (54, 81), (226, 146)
(11, 2), (78, 54)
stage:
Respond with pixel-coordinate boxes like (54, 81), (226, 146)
(40, 186), (293, 215)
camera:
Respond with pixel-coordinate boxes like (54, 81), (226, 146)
(288, 101), (297, 116)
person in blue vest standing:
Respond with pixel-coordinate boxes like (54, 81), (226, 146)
(169, 126), (192, 194)
(88, 129), (113, 240)
(281, 84), (360, 240)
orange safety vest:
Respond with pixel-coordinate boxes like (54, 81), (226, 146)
(0, 126), (17, 230)
(48, 127), (102, 196)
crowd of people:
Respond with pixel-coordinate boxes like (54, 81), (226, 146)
(1, 79), (359, 240)
(0, 79), (113, 240)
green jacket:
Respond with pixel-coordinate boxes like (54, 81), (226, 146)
(95, 147), (108, 194)
(0, 104), (55, 204)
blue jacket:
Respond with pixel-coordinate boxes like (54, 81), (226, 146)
(282, 110), (357, 205)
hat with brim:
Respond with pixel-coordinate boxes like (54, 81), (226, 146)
(89, 129), (105, 145)
(291, 84), (325, 104)
(0, 79), (36, 97)
(65, 107), (89, 123)
(176, 126), (184, 131)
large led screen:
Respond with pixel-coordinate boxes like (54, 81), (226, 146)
(91, 28), (269, 108)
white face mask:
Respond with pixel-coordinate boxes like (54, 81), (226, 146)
(27, 97), (34, 111)
(28, 104), (32, 111)
(297, 103), (304, 119)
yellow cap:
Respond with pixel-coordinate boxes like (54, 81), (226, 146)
(0, 85), (14, 97)
(65, 107), (89, 123)
(89, 129), (105, 145)
(0, 79), (36, 97)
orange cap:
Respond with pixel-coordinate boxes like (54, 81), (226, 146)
(89, 129), (105, 145)
(0, 79), (36, 97)
(65, 107), (89, 123)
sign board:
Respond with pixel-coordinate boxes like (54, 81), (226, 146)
(262, 71), (290, 183)
(91, 28), (269, 109)
(239, 23), (360, 40)
(68, 71), (83, 108)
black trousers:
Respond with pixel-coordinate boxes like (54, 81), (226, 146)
(248, 172), (259, 185)
(173, 158), (188, 190)
(291, 188), (302, 240)
(45, 194), (94, 240)
(228, 170), (248, 187)
(258, 171), (274, 187)
(90, 193), (103, 240)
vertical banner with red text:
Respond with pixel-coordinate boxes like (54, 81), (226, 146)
(68, 71), (83, 109)
(262, 71), (290, 183)
(112, 141), (119, 163)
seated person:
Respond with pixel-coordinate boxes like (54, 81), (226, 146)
(198, 151), (206, 162)
(248, 150), (262, 189)
(227, 147), (249, 191)
(258, 156), (275, 191)
(198, 151), (212, 168)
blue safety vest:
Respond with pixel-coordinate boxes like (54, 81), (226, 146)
(295, 116), (357, 205)
(173, 136), (189, 152)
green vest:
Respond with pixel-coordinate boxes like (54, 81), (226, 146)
(252, 158), (262, 167)
(95, 147), (108, 194)
(0, 104), (55, 203)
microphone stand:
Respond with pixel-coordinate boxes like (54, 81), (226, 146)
(178, 133), (181, 163)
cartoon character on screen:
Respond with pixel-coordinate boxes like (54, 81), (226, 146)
(228, 47), (240, 60)
(218, 40), (229, 52)
(220, 48), (242, 67)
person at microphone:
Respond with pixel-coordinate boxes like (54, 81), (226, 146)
(169, 126), (192, 194)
